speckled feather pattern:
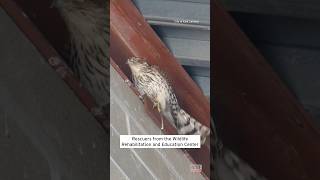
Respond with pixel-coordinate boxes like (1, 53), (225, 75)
(127, 57), (210, 144)
(55, 2), (269, 178)
(54, 0), (109, 111)
(127, 58), (268, 179)
(214, 148), (268, 180)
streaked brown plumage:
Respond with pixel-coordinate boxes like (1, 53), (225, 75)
(53, 0), (109, 113)
(127, 57), (267, 179)
(127, 57), (210, 144)
(211, 116), (268, 180)
(214, 147), (268, 180)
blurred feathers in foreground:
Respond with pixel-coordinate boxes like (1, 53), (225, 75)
(211, 119), (268, 180)
(53, 0), (109, 114)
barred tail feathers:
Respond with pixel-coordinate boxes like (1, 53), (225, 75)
(175, 108), (210, 144)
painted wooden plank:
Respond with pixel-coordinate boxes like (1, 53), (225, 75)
(213, 1), (320, 180)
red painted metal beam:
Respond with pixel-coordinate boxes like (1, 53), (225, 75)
(110, 0), (211, 178)
(213, 1), (320, 180)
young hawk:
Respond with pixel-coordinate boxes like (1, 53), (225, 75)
(128, 57), (267, 179)
(127, 57), (210, 144)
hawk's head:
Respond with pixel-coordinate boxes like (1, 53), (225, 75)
(127, 57), (150, 73)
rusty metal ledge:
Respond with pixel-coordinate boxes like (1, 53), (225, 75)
(110, 0), (210, 178)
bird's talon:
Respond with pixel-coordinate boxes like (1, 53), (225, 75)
(152, 102), (161, 113)
(160, 115), (164, 130)
(152, 102), (159, 110)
